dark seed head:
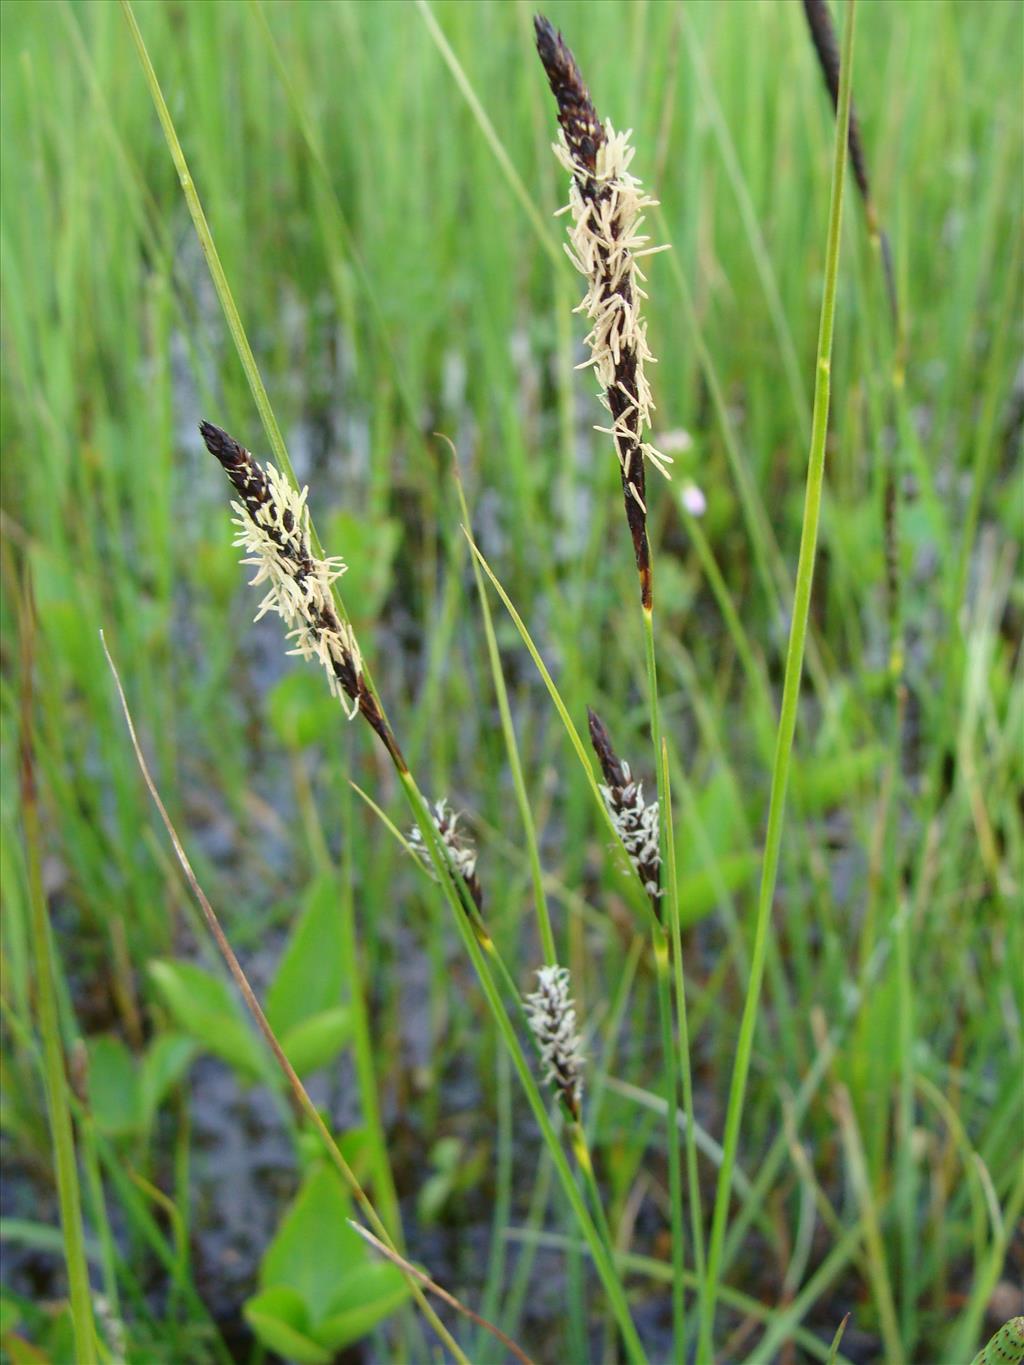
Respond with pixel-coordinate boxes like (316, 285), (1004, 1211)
(533, 13), (605, 174)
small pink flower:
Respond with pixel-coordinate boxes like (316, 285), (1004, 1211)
(682, 481), (707, 518)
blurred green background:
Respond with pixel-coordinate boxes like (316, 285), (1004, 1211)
(1, 1), (1021, 1361)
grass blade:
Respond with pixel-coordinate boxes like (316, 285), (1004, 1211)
(699, 3), (859, 1356)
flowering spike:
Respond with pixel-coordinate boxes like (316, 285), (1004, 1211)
(410, 798), (483, 912)
(200, 422), (405, 769)
(525, 964), (584, 1119)
(588, 707), (662, 903)
(535, 16), (670, 610)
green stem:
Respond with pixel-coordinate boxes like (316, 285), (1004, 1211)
(698, 3), (858, 1358)
(653, 936), (686, 1346)
(465, 531), (659, 932)
(124, 4), (635, 1349)
(396, 768), (648, 1365)
(570, 1120), (620, 1264)
(22, 636), (97, 1362)
(452, 452), (556, 964)
(642, 605), (687, 1352)
(120, 1), (291, 488)
(659, 737), (707, 1310)
(340, 772), (405, 1252)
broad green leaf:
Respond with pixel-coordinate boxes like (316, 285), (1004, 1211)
(148, 960), (271, 1084)
(428, 1137), (462, 1173)
(267, 875), (347, 1039)
(244, 1286), (330, 1365)
(417, 1138), (487, 1225)
(281, 1006), (351, 1076)
(316, 1261), (410, 1350)
(296, 1126), (372, 1184)
(261, 1166), (363, 1320)
(86, 1035), (143, 1137)
(139, 1033), (197, 1125)
(417, 1169), (456, 1226)
(261, 1164), (407, 1334)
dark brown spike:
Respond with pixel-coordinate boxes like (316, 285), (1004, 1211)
(533, 14), (605, 174)
(587, 706), (630, 791)
(199, 419), (269, 512)
(199, 419), (245, 469)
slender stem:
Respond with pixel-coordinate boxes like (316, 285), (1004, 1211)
(833, 1085), (904, 1364)
(465, 530), (658, 932)
(659, 737), (707, 1309)
(680, 8), (812, 444)
(642, 605), (687, 1351)
(349, 1222), (537, 1365)
(339, 771), (404, 1250)
(653, 936), (686, 1346)
(119, 2), (289, 482)
(414, 0), (564, 273)
(395, 768), (649, 1365)
(22, 599), (97, 1365)
(569, 1121), (621, 1265)
(698, 4), (858, 1358)
(451, 448), (556, 963)
(573, 1134), (641, 1356)
(120, 0), (377, 697)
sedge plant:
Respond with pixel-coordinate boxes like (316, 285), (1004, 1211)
(7, 1), (1019, 1361)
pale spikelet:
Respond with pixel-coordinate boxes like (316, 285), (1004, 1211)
(525, 964), (584, 1117)
(588, 706), (662, 902)
(92, 1294), (126, 1365)
(554, 123), (671, 493)
(600, 766), (662, 900)
(410, 798), (483, 911)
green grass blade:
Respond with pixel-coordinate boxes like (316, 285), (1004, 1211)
(463, 527), (657, 926)
(699, 3), (858, 1357)
(20, 587), (97, 1364)
(449, 443), (556, 964)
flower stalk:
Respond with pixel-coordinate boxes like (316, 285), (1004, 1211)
(536, 16), (689, 1352)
